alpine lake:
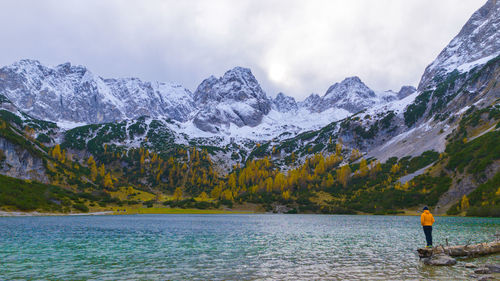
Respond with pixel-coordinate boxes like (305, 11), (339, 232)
(1, 214), (499, 280)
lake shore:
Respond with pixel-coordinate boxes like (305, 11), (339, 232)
(0, 205), (466, 217)
(0, 208), (256, 217)
(0, 210), (113, 217)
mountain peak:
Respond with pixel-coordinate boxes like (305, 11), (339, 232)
(194, 66), (267, 104)
(192, 66), (271, 132)
(397, 85), (416, 99)
(224, 66), (252, 75)
(324, 76), (372, 97)
(342, 76), (362, 84)
(0, 59), (196, 124)
(273, 92), (298, 112)
(319, 76), (376, 112)
(12, 59), (42, 67)
(418, 0), (500, 90)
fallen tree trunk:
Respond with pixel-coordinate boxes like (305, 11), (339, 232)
(418, 241), (500, 258)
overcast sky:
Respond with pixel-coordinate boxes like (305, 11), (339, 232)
(0, 0), (485, 100)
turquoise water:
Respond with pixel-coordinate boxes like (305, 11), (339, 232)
(0, 215), (499, 280)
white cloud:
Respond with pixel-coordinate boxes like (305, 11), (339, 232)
(0, 0), (485, 100)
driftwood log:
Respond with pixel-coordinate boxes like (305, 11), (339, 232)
(418, 241), (500, 258)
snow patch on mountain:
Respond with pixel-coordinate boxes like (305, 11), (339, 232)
(0, 60), (196, 124)
(418, 0), (500, 90)
(192, 67), (272, 133)
(0, 60), (411, 142)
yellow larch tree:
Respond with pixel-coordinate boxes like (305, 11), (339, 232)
(337, 164), (351, 187)
(460, 195), (470, 211)
(103, 172), (113, 188)
(87, 156), (98, 181)
(173, 187), (183, 201)
(98, 163), (105, 178)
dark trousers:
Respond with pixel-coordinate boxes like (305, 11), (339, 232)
(423, 226), (432, 246)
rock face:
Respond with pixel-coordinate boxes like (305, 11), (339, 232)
(298, 76), (393, 114)
(0, 137), (48, 183)
(299, 93), (322, 110)
(319, 76), (377, 113)
(418, 0), (500, 90)
(397, 86), (416, 99)
(192, 67), (272, 132)
(272, 92), (298, 112)
(0, 59), (404, 136)
(0, 60), (196, 124)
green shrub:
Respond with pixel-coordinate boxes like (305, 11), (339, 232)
(72, 203), (89, 213)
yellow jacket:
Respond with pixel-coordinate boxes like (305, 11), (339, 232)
(421, 210), (435, 226)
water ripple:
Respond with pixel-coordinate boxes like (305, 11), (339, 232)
(0, 214), (499, 280)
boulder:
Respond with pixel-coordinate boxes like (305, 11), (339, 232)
(484, 264), (500, 273)
(465, 263), (477, 268)
(474, 267), (491, 274)
(422, 254), (457, 266)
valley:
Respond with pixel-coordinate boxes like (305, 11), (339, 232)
(0, 0), (499, 217)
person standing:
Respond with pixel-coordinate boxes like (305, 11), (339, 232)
(421, 206), (435, 248)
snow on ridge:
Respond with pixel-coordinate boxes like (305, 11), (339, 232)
(455, 52), (500, 73)
(56, 120), (89, 130)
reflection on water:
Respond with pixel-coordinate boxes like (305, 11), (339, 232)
(0, 214), (499, 280)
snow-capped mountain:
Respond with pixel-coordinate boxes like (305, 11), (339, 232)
(0, 59), (413, 139)
(0, 60), (196, 125)
(272, 92), (298, 112)
(192, 67), (272, 133)
(396, 86), (416, 100)
(319, 76), (377, 113)
(418, 0), (500, 90)
(298, 93), (322, 110)
(299, 77), (407, 114)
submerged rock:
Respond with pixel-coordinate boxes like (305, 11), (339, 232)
(474, 267), (491, 274)
(484, 264), (500, 273)
(422, 254), (457, 266)
(465, 263), (478, 268)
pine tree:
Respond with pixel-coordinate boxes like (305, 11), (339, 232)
(460, 195), (470, 211)
(349, 148), (361, 162)
(221, 189), (234, 201)
(228, 174), (237, 191)
(99, 163), (105, 178)
(282, 190), (290, 200)
(211, 182), (223, 199)
(103, 172), (113, 188)
(52, 144), (62, 160)
(335, 142), (342, 155)
(314, 156), (326, 176)
(140, 154), (145, 166)
(358, 158), (368, 177)
(173, 187), (183, 201)
(273, 173), (286, 191)
(337, 165), (351, 187)
(390, 163), (400, 174)
(87, 156), (97, 181)
(402, 181), (410, 190)
(265, 177), (273, 192)
(60, 149), (66, 163)
(199, 191), (209, 201)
